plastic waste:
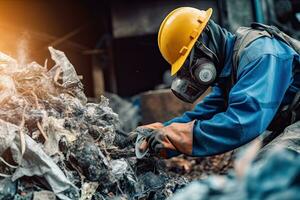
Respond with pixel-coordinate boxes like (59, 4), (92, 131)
(0, 47), (190, 200)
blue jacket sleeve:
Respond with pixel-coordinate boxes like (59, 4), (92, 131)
(164, 85), (226, 126)
(191, 54), (294, 156)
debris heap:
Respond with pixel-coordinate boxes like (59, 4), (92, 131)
(0, 47), (188, 200)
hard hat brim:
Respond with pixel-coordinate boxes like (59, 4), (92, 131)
(171, 8), (213, 76)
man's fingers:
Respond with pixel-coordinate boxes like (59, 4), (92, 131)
(135, 128), (167, 156)
(138, 139), (149, 152)
(154, 144), (164, 154)
(150, 136), (160, 151)
(148, 133), (165, 154)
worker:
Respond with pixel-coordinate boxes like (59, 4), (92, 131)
(132, 7), (300, 158)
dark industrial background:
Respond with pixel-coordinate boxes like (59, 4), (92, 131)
(0, 0), (299, 97)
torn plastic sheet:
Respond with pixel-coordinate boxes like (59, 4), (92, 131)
(11, 134), (79, 200)
(48, 47), (87, 104)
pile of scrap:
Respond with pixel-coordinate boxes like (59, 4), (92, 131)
(0, 48), (188, 200)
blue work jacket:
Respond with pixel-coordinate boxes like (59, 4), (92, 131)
(164, 32), (300, 157)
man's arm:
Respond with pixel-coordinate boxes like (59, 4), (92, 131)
(153, 53), (294, 158)
(190, 54), (293, 156)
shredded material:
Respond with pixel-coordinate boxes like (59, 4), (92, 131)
(0, 47), (189, 200)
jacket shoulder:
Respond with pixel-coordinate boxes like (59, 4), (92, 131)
(239, 37), (294, 67)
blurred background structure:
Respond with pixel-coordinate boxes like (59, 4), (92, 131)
(0, 0), (299, 98)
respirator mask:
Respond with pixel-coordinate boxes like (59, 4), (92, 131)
(171, 31), (220, 103)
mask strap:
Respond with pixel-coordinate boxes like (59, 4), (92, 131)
(195, 40), (219, 65)
(189, 47), (195, 68)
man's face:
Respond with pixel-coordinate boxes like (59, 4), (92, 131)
(171, 42), (217, 103)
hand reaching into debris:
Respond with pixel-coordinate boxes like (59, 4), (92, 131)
(134, 121), (195, 158)
(130, 122), (164, 158)
(143, 128), (170, 157)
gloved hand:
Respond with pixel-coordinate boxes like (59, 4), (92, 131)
(115, 123), (166, 150)
(145, 128), (169, 157)
(129, 122), (164, 142)
(139, 121), (196, 158)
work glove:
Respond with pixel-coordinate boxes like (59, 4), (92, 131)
(139, 121), (196, 158)
(129, 122), (164, 141)
(114, 123), (163, 148)
(145, 129), (170, 157)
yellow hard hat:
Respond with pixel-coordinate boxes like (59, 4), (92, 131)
(158, 7), (213, 76)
